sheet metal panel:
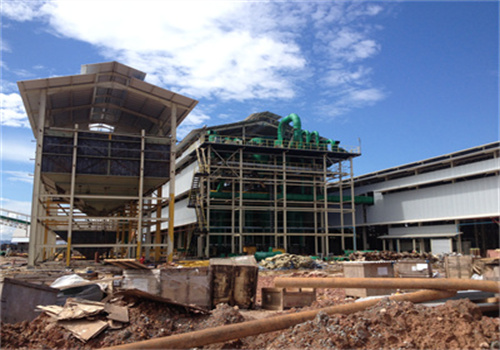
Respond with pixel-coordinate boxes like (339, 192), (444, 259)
(160, 198), (196, 229)
(355, 158), (499, 195)
(360, 175), (499, 225)
(388, 225), (457, 236)
(176, 162), (198, 196)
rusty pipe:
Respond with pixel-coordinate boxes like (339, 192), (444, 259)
(101, 289), (455, 350)
(274, 277), (500, 293)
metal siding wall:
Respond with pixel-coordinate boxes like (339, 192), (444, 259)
(361, 175), (499, 224)
(160, 198), (197, 229)
(389, 225), (456, 236)
(176, 162), (198, 195)
(355, 158), (499, 196)
(161, 160), (198, 196)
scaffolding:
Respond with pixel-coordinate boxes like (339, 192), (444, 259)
(176, 112), (366, 257)
(18, 62), (198, 265)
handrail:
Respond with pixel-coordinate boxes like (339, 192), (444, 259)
(204, 133), (360, 154)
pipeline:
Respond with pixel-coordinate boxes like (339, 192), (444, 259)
(277, 113), (302, 146)
(274, 277), (500, 294)
(307, 131), (320, 149)
(328, 139), (340, 151)
(101, 289), (455, 350)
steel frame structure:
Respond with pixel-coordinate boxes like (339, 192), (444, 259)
(18, 62), (198, 265)
(189, 132), (359, 257)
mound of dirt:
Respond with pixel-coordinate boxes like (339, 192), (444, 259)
(249, 298), (499, 350)
(1, 277), (498, 350)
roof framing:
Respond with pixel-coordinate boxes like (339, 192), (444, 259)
(18, 61), (198, 137)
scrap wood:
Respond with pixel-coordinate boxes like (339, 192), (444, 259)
(38, 298), (105, 321)
(113, 289), (209, 314)
(36, 305), (64, 318)
(104, 303), (129, 323)
(59, 319), (108, 342)
(104, 259), (149, 270)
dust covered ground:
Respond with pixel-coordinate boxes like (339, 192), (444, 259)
(1, 268), (499, 350)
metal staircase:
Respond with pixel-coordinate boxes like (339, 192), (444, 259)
(187, 147), (209, 232)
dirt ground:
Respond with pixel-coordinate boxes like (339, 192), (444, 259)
(1, 264), (499, 349)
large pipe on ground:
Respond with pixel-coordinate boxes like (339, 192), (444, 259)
(274, 277), (500, 294)
(102, 289), (455, 350)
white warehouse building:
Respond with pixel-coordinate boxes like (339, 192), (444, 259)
(339, 142), (500, 256)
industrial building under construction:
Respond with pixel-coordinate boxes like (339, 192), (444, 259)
(161, 111), (371, 258)
(18, 61), (364, 265)
(16, 61), (498, 265)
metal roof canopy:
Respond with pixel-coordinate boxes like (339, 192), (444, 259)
(18, 61), (198, 137)
(378, 232), (461, 239)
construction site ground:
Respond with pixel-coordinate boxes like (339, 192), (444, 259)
(1, 257), (499, 349)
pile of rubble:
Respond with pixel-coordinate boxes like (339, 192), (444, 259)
(348, 250), (437, 262)
(249, 298), (499, 350)
(1, 292), (209, 349)
(3, 288), (498, 349)
(259, 253), (321, 270)
(1, 254), (499, 349)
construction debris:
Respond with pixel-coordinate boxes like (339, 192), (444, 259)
(259, 253), (320, 270)
(1, 254), (499, 349)
(0, 277), (59, 323)
(348, 250), (437, 262)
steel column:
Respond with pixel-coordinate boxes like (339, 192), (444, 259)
(66, 125), (79, 267)
(167, 104), (177, 262)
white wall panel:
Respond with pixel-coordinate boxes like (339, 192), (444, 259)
(160, 198), (197, 230)
(355, 158), (499, 195)
(176, 162), (198, 195)
(359, 175), (499, 225)
(161, 160), (199, 196)
(389, 225), (456, 236)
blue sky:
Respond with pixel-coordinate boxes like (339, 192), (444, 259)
(1, 1), (499, 234)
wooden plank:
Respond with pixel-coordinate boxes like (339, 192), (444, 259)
(104, 303), (129, 323)
(104, 259), (149, 270)
(60, 319), (108, 342)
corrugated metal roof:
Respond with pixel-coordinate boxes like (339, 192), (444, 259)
(18, 61), (198, 138)
(378, 232), (461, 239)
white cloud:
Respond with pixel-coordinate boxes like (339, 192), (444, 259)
(177, 110), (211, 140)
(0, 0), (45, 21)
(1, 130), (35, 163)
(0, 198), (31, 215)
(3, 171), (33, 184)
(3, 0), (387, 118)
(348, 88), (386, 103)
(0, 93), (30, 128)
(1, 40), (12, 53)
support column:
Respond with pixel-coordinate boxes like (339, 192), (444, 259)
(349, 157), (357, 251)
(339, 160), (344, 252)
(154, 186), (163, 262)
(66, 124), (79, 267)
(136, 129), (146, 260)
(28, 90), (47, 266)
(323, 154), (329, 256)
(313, 174), (318, 255)
(167, 105), (177, 262)
(205, 146), (212, 258)
(362, 226), (368, 250)
(273, 156), (278, 248)
(238, 148), (244, 254)
(231, 180), (235, 254)
(282, 151), (288, 252)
